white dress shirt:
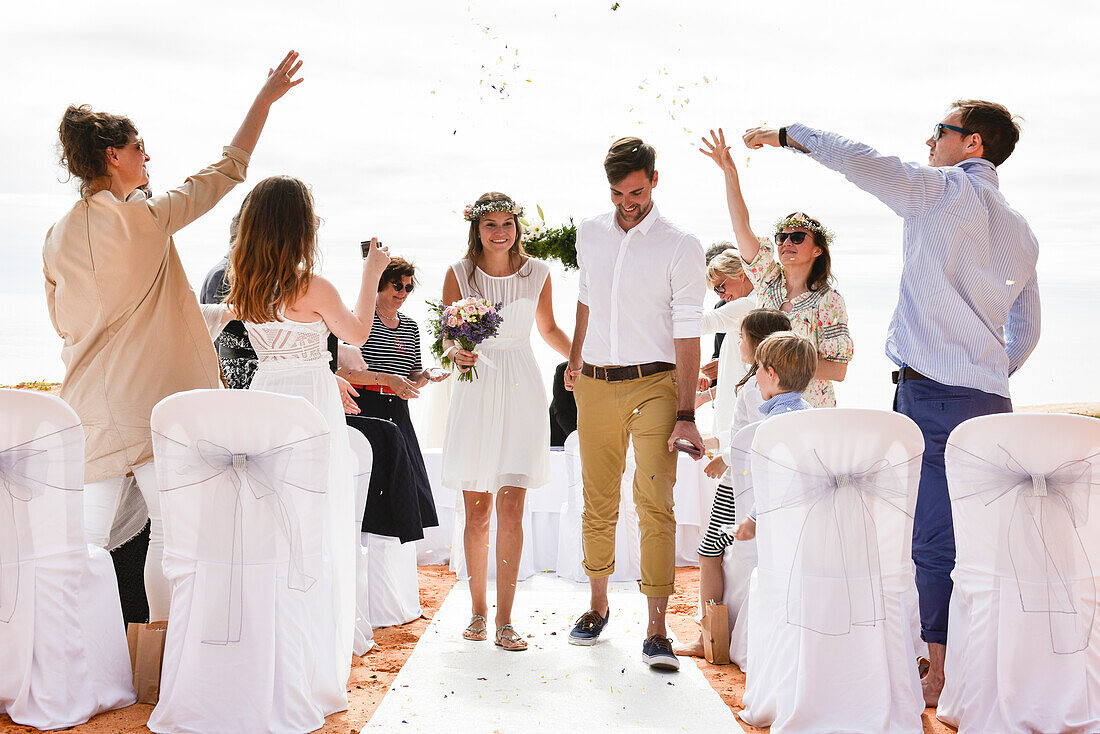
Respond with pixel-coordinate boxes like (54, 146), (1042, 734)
(577, 206), (705, 366)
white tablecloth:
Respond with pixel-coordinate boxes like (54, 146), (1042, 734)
(416, 447), (716, 579)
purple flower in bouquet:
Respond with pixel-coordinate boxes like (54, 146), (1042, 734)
(429, 297), (504, 382)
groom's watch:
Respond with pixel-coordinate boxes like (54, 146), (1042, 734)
(676, 410), (696, 423)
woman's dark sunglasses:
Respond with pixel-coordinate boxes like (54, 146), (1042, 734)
(775, 231), (809, 245)
(390, 282), (415, 293)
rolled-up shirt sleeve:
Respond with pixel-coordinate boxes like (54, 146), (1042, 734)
(147, 145), (251, 236)
(785, 123), (947, 219)
(669, 234), (705, 339)
(815, 290), (854, 363)
(1005, 272), (1040, 375)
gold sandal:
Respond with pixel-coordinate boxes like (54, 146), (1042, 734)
(463, 614), (487, 641)
(494, 623), (528, 652)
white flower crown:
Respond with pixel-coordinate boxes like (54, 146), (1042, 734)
(774, 212), (835, 247)
(463, 199), (524, 222)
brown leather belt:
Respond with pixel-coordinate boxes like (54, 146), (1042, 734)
(891, 366), (930, 384)
(581, 361), (675, 383)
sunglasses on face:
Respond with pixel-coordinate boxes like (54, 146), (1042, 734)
(713, 280), (727, 296)
(390, 282), (414, 293)
(775, 231), (810, 245)
(932, 122), (974, 141)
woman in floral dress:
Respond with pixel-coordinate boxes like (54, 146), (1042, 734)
(699, 128), (853, 406)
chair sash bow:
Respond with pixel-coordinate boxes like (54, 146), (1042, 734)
(0, 426), (83, 623)
(757, 451), (917, 636)
(949, 444), (1097, 654)
(159, 433), (328, 645)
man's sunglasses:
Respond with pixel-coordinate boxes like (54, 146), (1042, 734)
(775, 231), (810, 245)
(390, 282), (415, 293)
(932, 122), (974, 141)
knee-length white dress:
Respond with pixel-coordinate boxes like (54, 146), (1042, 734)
(441, 258), (552, 493)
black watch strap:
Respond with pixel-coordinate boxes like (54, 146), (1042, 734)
(779, 126), (789, 148)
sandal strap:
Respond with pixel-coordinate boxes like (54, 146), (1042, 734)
(496, 624), (524, 642)
(466, 615), (487, 631)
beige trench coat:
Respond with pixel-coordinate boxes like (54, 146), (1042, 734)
(43, 146), (250, 483)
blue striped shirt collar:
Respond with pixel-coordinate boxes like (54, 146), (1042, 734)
(758, 390), (811, 418)
(955, 157), (998, 185)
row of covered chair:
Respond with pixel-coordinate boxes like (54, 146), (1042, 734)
(0, 388), (421, 732)
(722, 408), (1099, 734)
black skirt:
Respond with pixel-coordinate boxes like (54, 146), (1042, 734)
(347, 390), (439, 543)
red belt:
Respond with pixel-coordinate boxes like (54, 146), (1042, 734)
(355, 384), (398, 395)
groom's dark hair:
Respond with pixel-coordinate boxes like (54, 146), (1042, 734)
(604, 137), (656, 184)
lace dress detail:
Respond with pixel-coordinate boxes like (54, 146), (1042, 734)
(440, 258), (552, 493)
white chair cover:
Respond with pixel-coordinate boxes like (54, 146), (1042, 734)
(365, 533), (421, 627)
(740, 408), (925, 734)
(939, 413), (1100, 733)
(555, 431), (642, 583)
(348, 427), (375, 656)
(148, 389), (339, 734)
(0, 389), (135, 729)
(722, 421), (761, 670)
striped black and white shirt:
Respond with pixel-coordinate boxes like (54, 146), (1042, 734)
(360, 313), (423, 376)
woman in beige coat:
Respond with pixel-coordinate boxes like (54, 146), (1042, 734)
(42, 51), (305, 620)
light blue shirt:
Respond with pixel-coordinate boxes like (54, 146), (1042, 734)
(786, 124), (1040, 398)
(758, 390), (813, 419)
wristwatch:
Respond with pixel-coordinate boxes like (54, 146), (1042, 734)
(779, 126), (789, 148)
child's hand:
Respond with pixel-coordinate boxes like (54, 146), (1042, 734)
(704, 455), (728, 479)
(734, 517), (756, 541)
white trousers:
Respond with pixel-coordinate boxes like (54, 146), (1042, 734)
(84, 463), (169, 621)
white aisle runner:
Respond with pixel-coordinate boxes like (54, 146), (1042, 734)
(366, 574), (745, 733)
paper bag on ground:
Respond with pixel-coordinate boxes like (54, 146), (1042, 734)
(701, 601), (730, 665)
(127, 620), (168, 704)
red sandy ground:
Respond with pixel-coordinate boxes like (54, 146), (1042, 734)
(1, 565), (955, 734)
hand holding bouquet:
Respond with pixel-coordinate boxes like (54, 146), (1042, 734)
(428, 297), (504, 382)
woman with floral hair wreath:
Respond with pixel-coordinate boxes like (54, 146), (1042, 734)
(699, 128), (853, 406)
(440, 191), (572, 651)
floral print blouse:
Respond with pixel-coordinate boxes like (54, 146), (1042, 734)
(744, 236), (854, 407)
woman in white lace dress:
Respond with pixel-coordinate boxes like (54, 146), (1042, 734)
(440, 192), (571, 651)
(205, 175), (389, 713)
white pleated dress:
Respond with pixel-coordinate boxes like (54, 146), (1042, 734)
(441, 258), (552, 494)
(244, 316), (355, 714)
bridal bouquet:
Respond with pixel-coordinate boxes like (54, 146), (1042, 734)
(428, 297), (504, 382)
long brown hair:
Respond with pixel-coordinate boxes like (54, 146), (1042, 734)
(463, 191), (528, 294)
(57, 104), (138, 199)
(227, 176), (318, 324)
(734, 309), (793, 394)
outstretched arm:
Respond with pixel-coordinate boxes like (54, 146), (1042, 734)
(699, 128), (762, 263)
(743, 124), (948, 219)
(231, 50), (305, 155)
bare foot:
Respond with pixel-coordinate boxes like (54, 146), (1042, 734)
(921, 671), (944, 708)
(673, 636), (706, 658)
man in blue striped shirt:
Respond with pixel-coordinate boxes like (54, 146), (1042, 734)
(744, 100), (1040, 706)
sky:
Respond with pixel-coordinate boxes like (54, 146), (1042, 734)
(2, 0), (1098, 411)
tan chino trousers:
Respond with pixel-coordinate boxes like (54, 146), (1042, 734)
(574, 370), (679, 597)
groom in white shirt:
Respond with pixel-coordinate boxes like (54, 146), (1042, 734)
(564, 137), (705, 671)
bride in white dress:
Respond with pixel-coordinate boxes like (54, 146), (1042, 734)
(204, 175), (390, 713)
(440, 192), (571, 651)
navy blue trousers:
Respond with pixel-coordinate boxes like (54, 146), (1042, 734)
(893, 371), (1012, 645)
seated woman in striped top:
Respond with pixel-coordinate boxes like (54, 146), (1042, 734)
(340, 257), (448, 543)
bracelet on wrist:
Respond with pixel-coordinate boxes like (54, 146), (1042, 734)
(676, 410), (696, 423)
(779, 126), (789, 148)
